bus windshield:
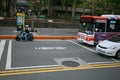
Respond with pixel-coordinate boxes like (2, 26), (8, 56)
(79, 22), (94, 35)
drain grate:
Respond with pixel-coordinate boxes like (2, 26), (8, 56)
(54, 57), (88, 67)
(62, 61), (80, 67)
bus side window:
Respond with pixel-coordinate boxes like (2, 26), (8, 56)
(95, 28), (98, 32)
(95, 23), (105, 32)
(110, 24), (115, 30)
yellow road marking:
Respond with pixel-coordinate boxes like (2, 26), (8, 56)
(0, 63), (120, 77)
(0, 66), (63, 77)
(91, 62), (120, 68)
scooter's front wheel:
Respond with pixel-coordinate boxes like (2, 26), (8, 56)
(26, 33), (33, 41)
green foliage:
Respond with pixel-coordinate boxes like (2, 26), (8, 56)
(1, 0), (120, 17)
(80, 0), (120, 15)
(34, 2), (43, 9)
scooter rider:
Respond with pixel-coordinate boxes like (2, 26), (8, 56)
(24, 25), (30, 41)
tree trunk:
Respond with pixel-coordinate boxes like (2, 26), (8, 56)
(48, 0), (53, 17)
(6, 0), (10, 17)
(72, 0), (76, 19)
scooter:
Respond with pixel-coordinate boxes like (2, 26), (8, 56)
(16, 31), (33, 41)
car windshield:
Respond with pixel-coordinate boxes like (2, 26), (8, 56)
(108, 35), (120, 42)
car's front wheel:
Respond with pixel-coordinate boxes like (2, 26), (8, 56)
(116, 50), (120, 59)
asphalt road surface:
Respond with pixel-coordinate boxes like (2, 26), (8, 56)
(0, 39), (120, 80)
(0, 27), (120, 80)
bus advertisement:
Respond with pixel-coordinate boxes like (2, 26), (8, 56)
(77, 15), (120, 45)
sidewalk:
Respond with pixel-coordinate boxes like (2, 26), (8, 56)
(0, 18), (79, 28)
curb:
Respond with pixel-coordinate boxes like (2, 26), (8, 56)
(34, 36), (77, 40)
(0, 35), (16, 39)
(0, 35), (77, 40)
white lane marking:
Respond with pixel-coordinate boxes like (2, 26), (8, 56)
(68, 40), (96, 53)
(0, 40), (6, 62)
(10, 65), (60, 70)
(35, 47), (67, 50)
(5, 40), (12, 70)
(88, 61), (116, 65)
(110, 58), (120, 62)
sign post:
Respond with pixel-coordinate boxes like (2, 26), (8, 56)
(16, 12), (25, 31)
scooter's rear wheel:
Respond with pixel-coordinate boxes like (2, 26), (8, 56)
(16, 37), (20, 41)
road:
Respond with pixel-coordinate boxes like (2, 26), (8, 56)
(0, 27), (78, 36)
(0, 27), (120, 80)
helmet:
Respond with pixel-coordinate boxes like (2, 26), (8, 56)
(26, 25), (29, 28)
(25, 25), (31, 31)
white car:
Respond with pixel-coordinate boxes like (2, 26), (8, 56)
(96, 34), (120, 59)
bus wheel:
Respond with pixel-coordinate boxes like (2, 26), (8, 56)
(116, 50), (120, 59)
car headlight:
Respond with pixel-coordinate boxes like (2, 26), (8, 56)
(108, 46), (116, 49)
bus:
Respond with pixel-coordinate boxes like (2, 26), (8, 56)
(77, 15), (120, 45)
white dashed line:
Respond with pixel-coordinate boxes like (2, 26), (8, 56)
(88, 61), (115, 65)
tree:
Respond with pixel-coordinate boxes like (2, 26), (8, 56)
(60, 0), (66, 10)
(77, 0), (89, 15)
(71, 0), (76, 19)
(107, 0), (120, 14)
(60, 0), (69, 17)
(48, 0), (53, 17)
(79, 0), (120, 15)
(6, 0), (10, 17)
(0, 0), (6, 16)
(71, 0), (82, 19)
(60, 0), (77, 19)
(33, 0), (43, 17)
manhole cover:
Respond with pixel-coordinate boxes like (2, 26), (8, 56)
(62, 61), (80, 67)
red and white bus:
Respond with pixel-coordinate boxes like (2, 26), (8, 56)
(77, 15), (120, 45)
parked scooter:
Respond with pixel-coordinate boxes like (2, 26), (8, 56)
(16, 25), (33, 41)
